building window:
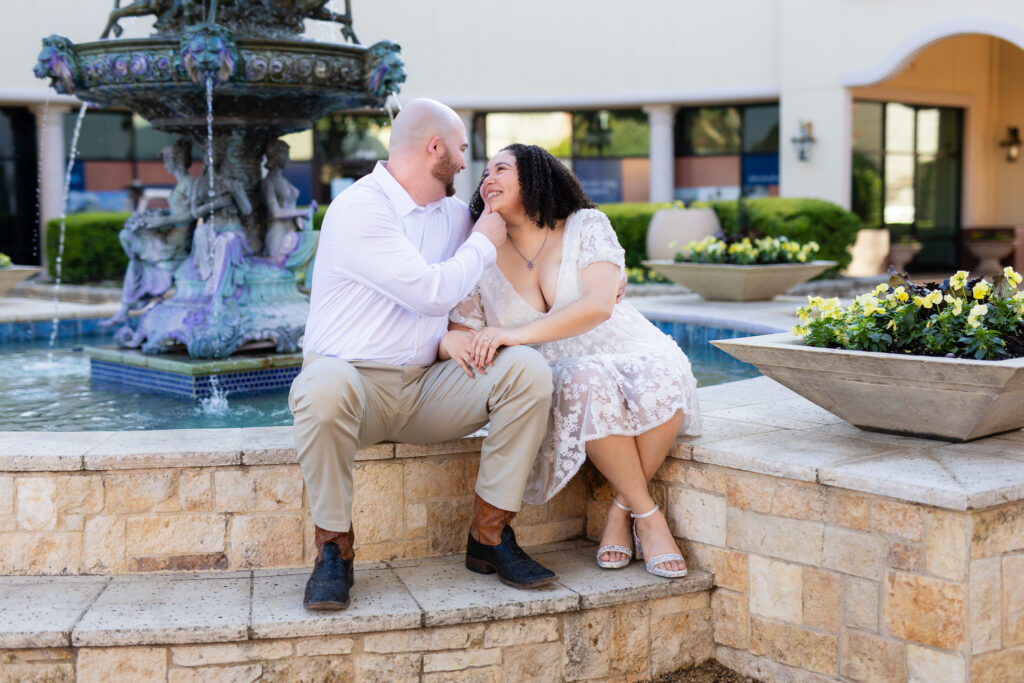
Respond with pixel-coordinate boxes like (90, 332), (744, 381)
(0, 107), (38, 264)
(313, 113), (390, 199)
(852, 101), (962, 269)
(674, 104), (779, 203)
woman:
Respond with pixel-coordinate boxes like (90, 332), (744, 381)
(442, 144), (701, 577)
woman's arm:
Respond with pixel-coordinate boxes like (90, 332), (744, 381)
(470, 261), (620, 367)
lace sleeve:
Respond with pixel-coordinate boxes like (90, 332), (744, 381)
(449, 284), (486, 331)
(578, 210), (626, 272)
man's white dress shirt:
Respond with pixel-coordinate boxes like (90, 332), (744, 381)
(303, 162), (496, 365)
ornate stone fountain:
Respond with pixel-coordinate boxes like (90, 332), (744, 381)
(34, 0), (405, 359)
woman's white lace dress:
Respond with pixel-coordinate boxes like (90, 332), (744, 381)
(450, 208), (702, 504)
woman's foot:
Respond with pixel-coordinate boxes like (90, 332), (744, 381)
(632, 505), (687, 577)
(596, 497), (633, 567)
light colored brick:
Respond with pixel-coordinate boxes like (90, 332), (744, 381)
(885, 570), (966, 650)
(425, 498), (473, 555)
(423, 649), (501, 672)
(1004, 554), (1024, 646)
(926, 510), (968, 581)
(749, 616), (838, 676)
(772, 483), (826, 521)
(0, 476), (13, 514)
(78, 647), (167, 683)
(214, 468), (303, 512)
(55, 476), (103, 514)
(180, 470), (212, 510)
(906, 644), (965, 683)
(802, 568), (840, 632)
(563, 607), (613, 680)
(406, 503), (426, 538)
(514, 518), (583, 547)
(712, 589), (749, 649)
(483, 617), (559, 648)
(503, 643), (563, 683)
(0, 532), (81, 574)
(125, 513), (225, 555)
(969, 557), (1002, 654)
(105, 472), (181, 512)
(840, 630), (904, 683)
(63, 514), (83, 531)
(172, 641), (293, 666)
(264, 656), (354, 681)
(872, 499), (924, 540)
(549, 476), (584, 518)
(227, 514), (303, 568)
(668, 487), (726, 546)
(971, 502), (1024, 558)
(355, 653), (420, 683)
(423, 669), (499, 683)
(404, 457), (469, 502)
(727, 508), (824, 565)
(749, 555), (802, 623)
(887, 541), (924, 572)
(168, 664), (262, 683)
(969, 646), (1024, 683)
(353, 462), (405, 544)
(83, 515), (126, 573)
(650, 611), (713, 677)
(364, 624), (484, 653)
(649, 592), (709, 616)
(293, 636), (355, 657)
(17, 478), (57, 530)
(823, 525), (885, 579)
(684, 543), (748, 592)
(610, 602), (651, 676)
(827, 490), (872, 531)
(685, 464), (728, 495)
(844, 575), (879, 632)
(726, 474), (775, 514)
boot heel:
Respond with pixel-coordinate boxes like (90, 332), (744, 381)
(465, 554), (496, 575)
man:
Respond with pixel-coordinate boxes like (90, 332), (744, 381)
(290, 98), (558, 610)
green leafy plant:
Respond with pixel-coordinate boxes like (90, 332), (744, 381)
(46, 213), (130, 283)
(795, 268), (1024, 360)
(674, 235), (820, 265)
(0, 252), (11, 268)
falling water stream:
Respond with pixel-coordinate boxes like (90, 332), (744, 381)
(48, 101), (89, 351)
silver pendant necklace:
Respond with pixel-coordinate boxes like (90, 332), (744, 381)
(507, 229), (549, 270)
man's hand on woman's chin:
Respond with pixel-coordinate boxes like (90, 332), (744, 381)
(472, 210), (507, 248)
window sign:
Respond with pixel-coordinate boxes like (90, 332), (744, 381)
(574, 159), (622, 203)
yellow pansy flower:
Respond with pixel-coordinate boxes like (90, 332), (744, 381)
(967, 303), (988, 329)
(944, 294), (964, 316)
(949, 270), (969, 290)
(973, 281), (991, 300)
(1004, 266), (1023, 287)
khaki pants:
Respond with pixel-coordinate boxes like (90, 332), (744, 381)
(289, 346), (553, 532)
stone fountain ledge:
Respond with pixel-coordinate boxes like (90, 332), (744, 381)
(0, 544), (713, 682)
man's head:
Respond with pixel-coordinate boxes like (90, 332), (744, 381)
(387, 98), (467, 199)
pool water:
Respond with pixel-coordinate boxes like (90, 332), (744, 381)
(0, 323), (760, 431)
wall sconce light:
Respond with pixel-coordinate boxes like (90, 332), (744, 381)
(791, 121), (816, 162)
(1000, 126), (1021, 162)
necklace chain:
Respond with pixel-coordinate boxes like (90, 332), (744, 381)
(507, 229), (549, 270)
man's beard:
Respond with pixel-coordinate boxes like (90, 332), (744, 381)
(431, 152), (460, 197)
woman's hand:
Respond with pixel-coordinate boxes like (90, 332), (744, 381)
(471, 326), (523, 368)
(439, 330), (487, 378)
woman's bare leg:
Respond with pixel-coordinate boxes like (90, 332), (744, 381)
(587, 434), (685, 572)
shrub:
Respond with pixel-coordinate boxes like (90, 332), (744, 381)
(597, 202), (674, 268)
(693, 197), (862, 271)
(46, 213), (130, 283)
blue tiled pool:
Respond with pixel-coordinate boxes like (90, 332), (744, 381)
(0, 317), (762, 431)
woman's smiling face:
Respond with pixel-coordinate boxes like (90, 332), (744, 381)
(480, 150), (522, 216)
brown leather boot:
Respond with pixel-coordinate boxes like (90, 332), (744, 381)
(305, 524), (355, 610)
(466, 494), (557, 589)
(470, 494), (514, 546)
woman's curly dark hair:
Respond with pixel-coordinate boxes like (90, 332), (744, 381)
(469, 143), (595, 229)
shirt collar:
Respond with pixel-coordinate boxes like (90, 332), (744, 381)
(373, 161), (445, 216)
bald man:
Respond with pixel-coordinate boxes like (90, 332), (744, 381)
(291, 99), (557, 610)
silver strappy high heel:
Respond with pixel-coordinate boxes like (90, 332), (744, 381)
(596, 498), (633, 569)
(631, 504), (688, 578)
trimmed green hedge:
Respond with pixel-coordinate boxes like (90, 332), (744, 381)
(693, 198), (862, 271)
(46, 213), (130, 284)
(598, 202), (675, 268)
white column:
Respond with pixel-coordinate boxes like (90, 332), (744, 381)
(31, 103), (72, 275)
(454, 109), (476, 204)
(643, 104), (676, 203)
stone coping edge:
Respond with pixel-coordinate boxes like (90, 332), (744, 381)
(0, 547), (713, 649)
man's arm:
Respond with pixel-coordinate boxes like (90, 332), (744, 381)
(328, 200), (498, 317)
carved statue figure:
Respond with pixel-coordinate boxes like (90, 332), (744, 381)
(180, 23), (238, 85)
(261, 139), (316, 270)
(33, 35), (80, 95)
(103, 138), (197, 328)
(101, 0), (204, 39)
(365, 40), (406, 100)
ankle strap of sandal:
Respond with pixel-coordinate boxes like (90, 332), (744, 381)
(612, 498), (631, 512)
(630, 504), (659, 520)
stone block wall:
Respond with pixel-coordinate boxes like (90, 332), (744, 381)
(1, 443), (585, 575)
(641, 453), (1024, 683)
(0, 596), (711, 682)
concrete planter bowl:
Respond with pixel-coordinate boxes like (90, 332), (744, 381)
(0, 266), (40, 297)
(712, 332), (1024, 441)
(642, 260), (837, 301)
